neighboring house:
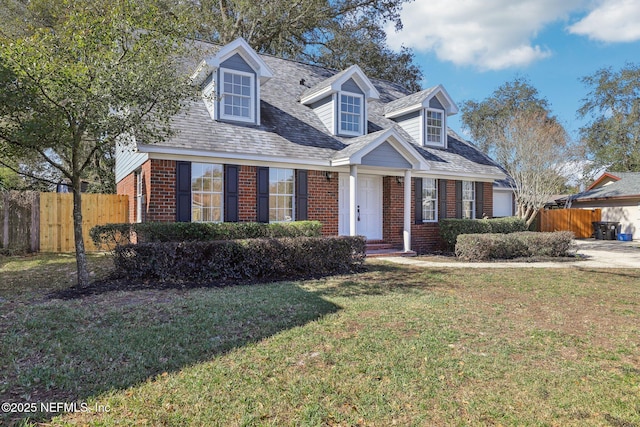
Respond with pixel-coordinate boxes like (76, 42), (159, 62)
(568, 171), (640, 239)
(116, 38), (505, 253)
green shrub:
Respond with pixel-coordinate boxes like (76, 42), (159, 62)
(112, 236), (365, 283)
(91, 221), (323, 250)
(487, 217), (528, 234)
(439, 217), (527, 250)
(455, 231), (574, 261)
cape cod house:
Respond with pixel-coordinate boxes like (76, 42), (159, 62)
(116, 38), (505, 253)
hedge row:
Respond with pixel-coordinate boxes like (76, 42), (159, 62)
(439, 217), (528, 249)
(112, 236), (366, 283)
(91, 221), (323, 249)
(455, 231), (575, 261)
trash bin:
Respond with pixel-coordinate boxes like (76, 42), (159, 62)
(592, 222), (603, 240)
(604, 222), (618, 240)
(592, 221), (620, 240)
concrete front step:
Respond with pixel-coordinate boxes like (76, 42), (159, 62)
(365, 240), (416, 257)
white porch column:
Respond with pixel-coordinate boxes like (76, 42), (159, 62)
(349, 165), (358, 236)
(403, 169), (412, 252)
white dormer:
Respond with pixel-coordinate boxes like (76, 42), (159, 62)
(191, 38), (274, 126)
(300, 65), (379, 137)
(384, 85), (458, 148)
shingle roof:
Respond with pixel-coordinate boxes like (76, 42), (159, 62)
(383, 86), (438, 116)
(143, 40), (504, 179)
(572, 172), (640, 200)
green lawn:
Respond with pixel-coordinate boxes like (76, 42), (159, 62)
(1, 254), (639, 426)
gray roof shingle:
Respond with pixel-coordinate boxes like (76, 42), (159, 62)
(143, 41), (504, 179)
(573, 172), (640, 200)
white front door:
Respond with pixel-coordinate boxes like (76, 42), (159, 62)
(357, 175), (382, 239)
(339, 173), (382, 239)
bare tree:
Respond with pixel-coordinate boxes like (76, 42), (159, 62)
(492, 110), (571, 226)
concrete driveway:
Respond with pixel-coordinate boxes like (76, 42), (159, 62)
(379, 238), (640, 269)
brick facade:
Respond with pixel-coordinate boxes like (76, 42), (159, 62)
(116, 172), (136, 223)
(307, 170), (339, 235)
(238, 165), (257, 222)
(118, 163), (494, 253)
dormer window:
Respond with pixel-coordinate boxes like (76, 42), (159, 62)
(221, 69), (254, 122)
(191, 38), (274, 126)
(339, 93), (363, 135)
(300, 65), (379, 138)
(384, 84), (458, 149)
(426, 109), (444, 144)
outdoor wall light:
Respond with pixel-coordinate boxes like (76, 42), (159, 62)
(325, 171), (334, 180)
(396, 176), (404, 185)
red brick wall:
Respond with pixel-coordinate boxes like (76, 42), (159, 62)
(238, 165), (257, 222)
(482, 181), (493, 218)
(378, 177), (496, 254)
(116, 172), (136, 223)
(446, 179), (458, 219)
(382, 176), (404, 246)
(146, 159), (176, 222)
(307, 170), (339, 235)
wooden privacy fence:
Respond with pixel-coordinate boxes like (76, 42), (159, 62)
(1, 192), (128, 253)
(537, 208), (601, 238)
(39, 193), (129, 252)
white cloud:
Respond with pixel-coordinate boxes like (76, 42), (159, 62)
(386, 0), (583, 70)
(568, 0), (640, 42)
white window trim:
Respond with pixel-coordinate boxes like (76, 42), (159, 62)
(269, 168), (295, 223)
(462, 180), (475, 220)
(424, 108), (446, 147)
(422, 178), (438, 223)
(191, 163), (224, 223)
(219, 68), (255, 123)
(338, 92), (365, 137)
(135, 170), (143, 223)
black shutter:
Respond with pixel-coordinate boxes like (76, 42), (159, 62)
(176, 161), (191, 222)
(296, 169), (308, 221)
(475, 181), (484, 219)
(455, 180), (463, 219)
(438, 179), (447, 220)
(225, 165), (239, 222)
(414, 177), (423, 224)
(256, 167), (269, 223)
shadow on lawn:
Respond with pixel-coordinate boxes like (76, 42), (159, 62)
(1, 281), (340, 425)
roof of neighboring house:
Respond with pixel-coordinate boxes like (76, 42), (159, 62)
(571, 171), (640, 201)
(137, 41), (504, 179)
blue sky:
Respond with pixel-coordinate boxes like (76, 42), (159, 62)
(385, 0), (640, 141)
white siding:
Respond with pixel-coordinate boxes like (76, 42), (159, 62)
(394, 111), (421, 145)
(115, 138), (148, 183)
(310, 96), (335, 134)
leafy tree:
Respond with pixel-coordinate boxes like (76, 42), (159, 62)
(0, 0), (194, 286)
(578, 63), (640, 173)
(461, 79), (572, 226)
(189, 0), (423, 90)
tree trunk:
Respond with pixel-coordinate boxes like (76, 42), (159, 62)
(72, 182), (90, 287)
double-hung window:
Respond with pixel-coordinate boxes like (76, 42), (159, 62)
(339, 93), (363, 136)
(269, 168), (294, 222)
(221, 70), (254, 122)
(426, 109), (444, 145)
(422, 178), (438, 222)
(135, 170), (143, 223)
(462, 180), (475, 219)
(191, 163), (223, 222)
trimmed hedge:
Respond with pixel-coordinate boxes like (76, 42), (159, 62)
(439, 217), (528, 250)
(454, 231), (575, 261)
(91, 221), (323, 250)
(112, 236), (366, 283)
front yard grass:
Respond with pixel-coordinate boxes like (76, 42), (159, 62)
(1, 254), (639, 426)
